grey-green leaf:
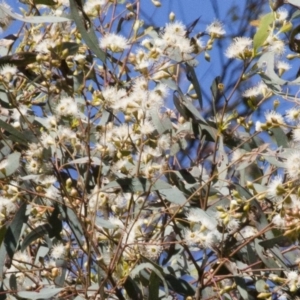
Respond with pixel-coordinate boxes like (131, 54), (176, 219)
(149, 271), (160, 300)
(69, 0), (106, 62)
(5, 203), (27, 259)
(59, 206), (85, 247)
(158, 187), (186, 205)
(0, 4), (70, 23)
(0, 119), (28, 145)
(18, 288), (63, 299)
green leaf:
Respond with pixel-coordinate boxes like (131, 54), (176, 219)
(99, 110), (112, 126)
(54, 42), (80, 55)
(173, 93), (189, 119)
(255, 279), (269, 294)
(0, 152), (21, 179)
(0, 119), (28, 145)
(210, 76), (220, 115)
(116, 17), (125, 34)
(149, 271), (160, 300)
(23, 204), (61, 247)
(0, 52), (37, 68)
(18, 288), (63, 299)
(201, 286), (217, 300)
(96, 217), (120, 229)
(259, 236), (291, 249)
(263, 154), (286, 168)
(55, 266), (67, 287)
(33, 0), (57, 5)
(0, 4), (70, 23)
(9, 274), (17, 291)
(131, 262), (169, 297)
(21, 224), (52, 252)
(186, 64), (203, 109)
(103, 177), (170, 192)
(174, 89), (207, 124)
(199, 123), (218, 141)
(253, 13), (274, 54)
(124, 276), (143, 300)
(69, 0), (106, 62)
(289, 24), (300, 53)
(291, 9), (300, 21)
(64, 156), (101, 166)
(269, 127), (288, 147)
(4, 203), (27, 259)
(216, 136), (228, 189)
(74, 296), (86, 300)
(158, 187), (186, 205)
(73, 71), (84, 93)
(165, 274), (195, 296)
(246, 244), (260, 275)
(257, 52), (286, 86)
(0, 86), (9, 104)
(0, 226), (6, 247)
(59, 206), (85, 247)
(102, 178), (186, 204)
(34, 245), (49, 265)
(0, 243), (7, 279)
(150, 109), (172, 134)
(234, 276), (254, 300)
(254, 239), (281, 275)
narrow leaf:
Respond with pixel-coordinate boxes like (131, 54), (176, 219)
(131, 262), (169, 297)
(150, 109), (172, 134)
(124, 276), (143, 300)
(234, 276), (254, 300)
(69, 0), (106, 62)
(165, 274), (195, 296)
(59, 206), (85, 247)
(0, 4), (70, 23)
(21, 224), (52, 252)
(0, 119), (28, 145)
(102, 178), (171, 192)
(158, 187), (186, 205)
(217, 136), (228, 189)
(186, 64), (203, 109)
(0, 152), (21, 179)
(253, 13), (274, 53)
(5, 203), (27, 259)
(269, 127), (288, 147)
(149, 271), (160, 300)
(18, 288), (63, 299)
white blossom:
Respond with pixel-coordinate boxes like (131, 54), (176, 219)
(272, 214), (286, 228)
(35, 39), (56, 53)
(286, 107), (300, 123)
(51, 243), (65, 259)
(84, 0), (107, 16)
(265, 110), (285, 125)
(144, 244), (162, 258)
(285, 150), (300, 179)
(276, 60), (291, 72)
(0, 64), (17, 77)
(56, 97), (78, 117)
(206, 20), (226, 37)
(268, 175), (285, 201)
(276, 7), (289, 22)
(267, 39), (285, 55)
(293, 127), (300, 143)
(225, 37), (252, 59)
(100, 33), (129, 52)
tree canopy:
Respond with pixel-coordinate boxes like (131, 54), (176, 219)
(0, 0), (300, 299)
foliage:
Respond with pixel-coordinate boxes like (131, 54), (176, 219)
(0, 0), (300, 300)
